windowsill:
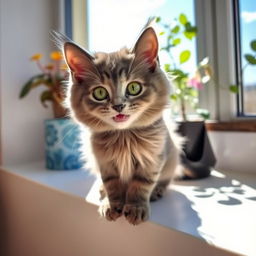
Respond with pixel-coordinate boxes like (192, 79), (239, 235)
(1, 161), (256, 256)
(206, 120), (256, 132)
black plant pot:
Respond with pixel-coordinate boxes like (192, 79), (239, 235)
(177, 121), (216, 180)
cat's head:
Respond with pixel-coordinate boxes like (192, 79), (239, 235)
(63, 27), (170, 132)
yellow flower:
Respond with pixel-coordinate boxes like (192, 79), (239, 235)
(50, 51), (63, 61)
(30, 53), (42, 61)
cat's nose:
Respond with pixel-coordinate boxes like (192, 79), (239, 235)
(112, 104), (126, 113)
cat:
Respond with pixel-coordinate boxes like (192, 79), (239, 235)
(56, 24), (181, 225)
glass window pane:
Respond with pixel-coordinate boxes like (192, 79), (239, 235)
(239, 0), (256, 115)
(88, 0), (196, 74)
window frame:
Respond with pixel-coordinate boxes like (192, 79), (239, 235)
(195, 0), (256, 121)
(64, 0), (88, 48)
(233, 0), (256, 118)
(195, 0), (236, 121)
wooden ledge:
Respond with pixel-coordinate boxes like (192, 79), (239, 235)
(205, 120), (256, 132)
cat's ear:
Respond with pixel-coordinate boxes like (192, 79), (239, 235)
(64, 42), (99, 82)
(132, 27), (158, 71)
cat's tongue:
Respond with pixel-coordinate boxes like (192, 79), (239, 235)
(113, 114), (129, 122)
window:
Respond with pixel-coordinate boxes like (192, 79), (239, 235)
(198, 0), (256, 120)
(64, 0), (197, 74)
(88, 0), (196, 74)
(66, 0), (199, 118)
(234, 0), (256, 116)
(64, 0), (256, 122)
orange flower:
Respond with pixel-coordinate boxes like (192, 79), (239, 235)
(50, 51), (63, 61)
(30, 53), (42, 61)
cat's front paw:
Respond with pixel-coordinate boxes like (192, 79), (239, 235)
(123, 203), (150, 225)
(99, 200), (123, 221)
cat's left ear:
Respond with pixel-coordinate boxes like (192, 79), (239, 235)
(132, 27), (158, 71)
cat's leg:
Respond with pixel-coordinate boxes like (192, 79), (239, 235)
(123, 170), (159, 225)
(99, 170), (126, 221)
(150, 146), (179, 201)
(150, 180), (170, 202)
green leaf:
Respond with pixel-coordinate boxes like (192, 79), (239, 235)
(19, 80), (34, 98)
(40, 90), (53, 108)
(179, 50), (191, 64)
(171, 25), (180, 34)
(170, 94), (178, 101)
(171, 69), (188, 81)
(172, 38), (181, 46)
(245, 54), (256, 65)
(196, 108), (210, 120)
(186, 87), (198, 97)
(159, 31), (165, 36)
(185, 22), (192, 31)
(178, 80), (187, 90)
(229, 85), (239, 94)
(184, 31), (196, 40)
(164, 64), (171, 72)
(185, 22), (197, 33)
(179, 14), (187, 25)
(250, 40), (256, 51)
(19, 74), (48, 98)
(155, 17), (161, 23)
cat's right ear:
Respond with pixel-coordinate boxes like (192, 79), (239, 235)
(64, 42), (99, 82)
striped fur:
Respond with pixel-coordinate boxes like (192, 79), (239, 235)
(62, 27), (181, 225)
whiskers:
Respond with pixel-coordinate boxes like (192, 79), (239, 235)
(128, 103), (139, 111)
(100, 107), (111, 114)
(77, 111), (108, 130)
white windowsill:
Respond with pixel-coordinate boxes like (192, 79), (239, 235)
(1, 161), (256, 256)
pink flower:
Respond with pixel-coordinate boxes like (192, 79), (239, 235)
(187, 77), (203, 90)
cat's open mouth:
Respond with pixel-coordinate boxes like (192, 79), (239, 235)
(113, 114), (130, 122)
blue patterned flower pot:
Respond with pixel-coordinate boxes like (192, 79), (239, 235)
(44, 118), (84, 170)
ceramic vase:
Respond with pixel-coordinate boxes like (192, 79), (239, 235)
(44, 118), (84, 170)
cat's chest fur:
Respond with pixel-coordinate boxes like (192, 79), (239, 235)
(91, 121), (166, 182)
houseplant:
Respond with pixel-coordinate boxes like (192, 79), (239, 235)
(19, 51), (83, 170)
(156, 14), (216, 179)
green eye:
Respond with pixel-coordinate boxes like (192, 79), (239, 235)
(93, 87), (108, 101)
(126, 82), (142, 96)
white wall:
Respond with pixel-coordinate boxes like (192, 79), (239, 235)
(209, 131), (256, 174)
(0, 0), (61, 165)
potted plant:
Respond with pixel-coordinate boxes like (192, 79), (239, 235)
(19, 51), (83, 170)
(156, 14), (217, 179)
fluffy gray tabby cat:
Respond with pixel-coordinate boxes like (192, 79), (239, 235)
(60, 25), (181, 225)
